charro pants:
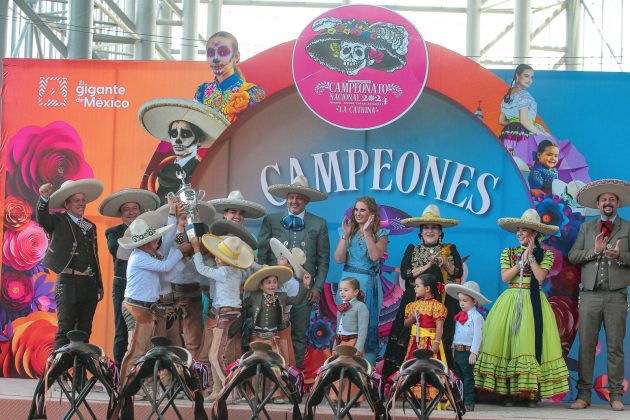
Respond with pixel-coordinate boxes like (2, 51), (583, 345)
(290, 300), (311, 369)
(54, 274), (98, 350)
(112, 276), (128, 364)
(174, 294), (203, 359)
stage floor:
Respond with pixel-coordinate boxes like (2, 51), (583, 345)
(0, 378), (625, 419)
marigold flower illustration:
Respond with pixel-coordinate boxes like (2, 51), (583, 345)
(3, 196), (33, 231)
(11, 311), (57, 378)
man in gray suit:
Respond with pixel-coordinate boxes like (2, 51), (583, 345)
(258, 175), (330, 369)
(568, 179), (630, 412)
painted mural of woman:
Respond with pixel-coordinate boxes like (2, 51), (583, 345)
(194, 31), (266, 123)
(498, 64), (549, 155)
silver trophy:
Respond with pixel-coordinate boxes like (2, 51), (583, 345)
(167, 170), (206, 240)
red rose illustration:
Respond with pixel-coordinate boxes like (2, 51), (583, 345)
(11, 312), (56, 378)
(548, 295), (579, 358)
(594, 374), (629, 402)
(3, 196), (33, 231)
(5, 121), (94, 203)
(2, 221), (48, 271)
(0, 271), (34, 312)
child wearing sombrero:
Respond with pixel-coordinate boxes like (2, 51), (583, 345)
(474, 209), (568, 406)
(190, 234), (255, 401)
(242, 265), (311, 403)
(445, 281), (491, 412)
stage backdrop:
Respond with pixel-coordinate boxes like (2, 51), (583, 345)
(1, 41), (629, 403)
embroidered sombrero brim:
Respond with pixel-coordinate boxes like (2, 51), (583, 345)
(99, 188), (160, 217)
(576, 178), (630, 209)
(497, 218), (559, 235)
(201, 233), (254, 269)
(118, 224), (175, 250)
(209, 219), (258, 249)
(269, 237), (309, 280)
(243, 265), (293, 293)
(209, 197), (267, 219)
(138, 98), (230, 148)
(444, 283), (491, 306)
(267, 183), (328, 202)
(49, 179), (104, 209)
(401, 216), (459, 228)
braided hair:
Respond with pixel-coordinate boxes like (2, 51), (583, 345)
(503, 64), (534, 104)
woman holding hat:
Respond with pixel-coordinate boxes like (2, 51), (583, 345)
(334, 196), (389, 365)
(475, 209), (568, 406)
(382, 204), (463, 378)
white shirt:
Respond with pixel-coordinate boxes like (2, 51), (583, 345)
(452, 307), (484, 355)
(193, 253), (243, 308)
(278, 277), (299, 312)
(125, 245), (183, 303)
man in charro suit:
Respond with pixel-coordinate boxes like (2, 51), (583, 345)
(568, 179), (630, 412)
(36, 179), (105, 350)
(98, 188), (160, 365)
(257, 175), (330, 369)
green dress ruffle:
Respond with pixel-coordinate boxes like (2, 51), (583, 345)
(474, 246), (569, 398)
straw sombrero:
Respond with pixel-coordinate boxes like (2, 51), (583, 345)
(575, 178), (630, 209)
(200, 234), (254, 269)
(98, 188), (160, 217)
(49, 179), (104, 209)
(118, 217), (175, 250)
(267, 175), (328, 202)
(445, 281), (491, 306)
(269, 238), (309, 280)
(498, 208), (559, 235)
(209, 219), (258, 249)
(243, 265), (294, 293)
(138, 98), (230, 148)
(209, 191), (267, 219)
(401, 204), (459, 228)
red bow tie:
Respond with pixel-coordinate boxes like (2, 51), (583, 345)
(338, 302), (351, 313)
(454, 311), (468, 325)
(600, 220), (614, 237)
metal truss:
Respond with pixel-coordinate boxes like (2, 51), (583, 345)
(0, 1), (627, 71)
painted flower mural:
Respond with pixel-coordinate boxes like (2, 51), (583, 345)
(0, 121), (93, 379)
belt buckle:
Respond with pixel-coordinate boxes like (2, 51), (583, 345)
(85, 266), (94, 277)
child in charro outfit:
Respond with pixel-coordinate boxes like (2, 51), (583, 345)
(444, 281), (491, 412)
(242, 265), (311, 403)
(190, 234), (254, 401)
(403, 273), (448, 400)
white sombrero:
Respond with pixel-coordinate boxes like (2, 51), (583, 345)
(445, 281), (491, 306)
(270, 237), (309, 280)
(498, 208), (559, 236)
(118, 217), (175, 250)
(200, 234), (254, 269)
(402, 204), (459, 228)
(267, 175), (328, 202)
(119, 209), (171, 259)
(575, 178), (630, 209)
(209, 190), (267, 219)
(209, 219), (258, 249)
(138, 98), (230, 148)
(243, 265), (294, 293)
(49, 179), (104, 209)
(98, 188), (160, 217)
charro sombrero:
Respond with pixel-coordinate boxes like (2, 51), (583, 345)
(209, 219), (258, 249)
(267, 175), (328, 202)
(401, 204), (459, 228)
(138, 98), (230, 148)
(49, 178), (104, 209)
(119, 209), (170, 260)
(498, 208), (559, 236)
(575, 178), (630, 209)
(98, 188), (160, 217)
(445, 281), (491, 306)
(243, 265), (293, 293)
(270, 238), (309, 280)
(209, 190), (267, 219)
(200, 234), (254, 269)
(118, 217), (175, 250)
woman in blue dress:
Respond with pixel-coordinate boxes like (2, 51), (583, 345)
(334, 196), (389, 364)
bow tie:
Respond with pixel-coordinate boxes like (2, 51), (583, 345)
(264, 294), (277, 307)
(600, 220), (614, 237)
(281, 214), (305, 231)
(76, 218), (92, 234)
(338, 302), (351, 313)
(454, 311), (468, 325)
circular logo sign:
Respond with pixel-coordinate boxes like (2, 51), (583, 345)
(293, 5), (429, 130)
